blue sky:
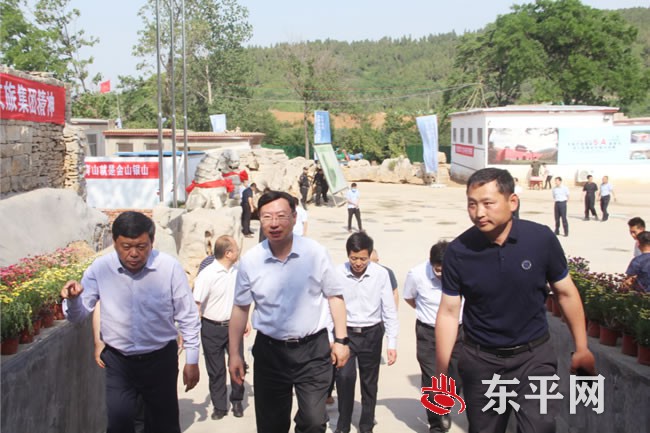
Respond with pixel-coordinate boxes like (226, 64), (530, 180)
(33, 0), (649, 89)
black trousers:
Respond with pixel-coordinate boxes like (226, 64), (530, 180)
(554, 201), (568, 235)
(201, 319), (244, 412)
(416, 321), (463, 430)
(101, 341), (180, 433)
(544, 175), (552, 189)
(584, 195), (597, 218)
(347, 208), (362, 231)
(241, 204), (252, 235)
(252, 330), (332, 433)
(600, 195), (611, 221)
(314, 185), (323, 206)
(300, 186), (309, 209)
(336, 323), (383, 433)
(322, 184), (329, 203)
(459, 338), (558, 433)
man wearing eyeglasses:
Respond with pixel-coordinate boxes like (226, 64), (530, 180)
(228, 190), (350, 433)
(334, 232), (398, 433)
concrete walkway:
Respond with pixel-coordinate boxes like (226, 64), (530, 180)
(177, 180), (648, 433)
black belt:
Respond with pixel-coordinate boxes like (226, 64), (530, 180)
(416, 319), (435, 330)
(202, 317), (229, 327)
(463, 333), (550, 358)
(347, 323), (381, 334)
(259, 328), (326, 348)
(105, 340), (175, 361)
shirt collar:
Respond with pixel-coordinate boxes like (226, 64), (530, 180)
(425, 262), (439, 282)
(114, 249), (159, 274)
(262, 237), (301, 263)
(344, 261), (373, 280)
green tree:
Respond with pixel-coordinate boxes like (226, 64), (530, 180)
(0, 0), (56, 73)
(134, 0), (253, 131)
(34, 0), (99, 93)
(1, 0), (97, 94)
(281, 43), (345, 158)
(451, 0), (648, 109)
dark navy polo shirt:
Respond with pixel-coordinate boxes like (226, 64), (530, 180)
(442, 218), (568, 347)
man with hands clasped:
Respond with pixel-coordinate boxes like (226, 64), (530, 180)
(61, 211), (201, 433)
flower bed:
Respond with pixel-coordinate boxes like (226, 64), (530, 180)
(1, 246), (92, 354)
(568, 257), (650, 362)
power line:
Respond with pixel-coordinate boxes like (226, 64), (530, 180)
(217, 82), (479, 104)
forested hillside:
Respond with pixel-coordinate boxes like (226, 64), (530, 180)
(246, 6), (650, 116)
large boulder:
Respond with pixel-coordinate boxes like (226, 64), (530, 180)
(176, 207), (240, 280)
(0, 188), (110, 267)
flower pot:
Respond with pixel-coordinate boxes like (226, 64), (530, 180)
(622, 333), (638, 357)
(1, 337), (20, 355)
(587, 321), (600, 338)
(53, 303), (65, 320)
(637, 344), (650, 366)
(551, 299), (562, 317)
(598, 326), (620, 346)
(41, 310), (55, 328)
(32, 318), (42, 336)
(19, 328), (34, 344)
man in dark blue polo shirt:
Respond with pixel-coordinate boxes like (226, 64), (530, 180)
(435, 168), (595, 433)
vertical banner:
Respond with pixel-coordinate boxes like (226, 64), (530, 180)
(313, 144), (347, 194)
(314, 110), (331, 144)
(210, 114), (227, 133)
(417, 114), (439, 174)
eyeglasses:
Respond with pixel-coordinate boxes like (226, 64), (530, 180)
(260, 214), (292, 224)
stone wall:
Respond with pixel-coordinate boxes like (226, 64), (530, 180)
(0, 67), (85, 198)
(0, 319), (106, 433)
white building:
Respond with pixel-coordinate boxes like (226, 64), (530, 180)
(448, 105), (650, 185)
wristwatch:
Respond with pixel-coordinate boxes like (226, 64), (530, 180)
(334, 337), (349, 345)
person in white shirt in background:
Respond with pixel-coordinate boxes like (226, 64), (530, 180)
(597, 175), (616, 221)
(404, 240), (463, 433)
(292, 196), (309, 237)
(194, 235), (248, 420)
(552, 176), (570, 237)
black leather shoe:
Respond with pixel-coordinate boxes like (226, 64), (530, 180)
(232, 402), (244, 418)
(211, 409), (228, 420)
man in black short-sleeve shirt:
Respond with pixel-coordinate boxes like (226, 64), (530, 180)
(435, 168), (595, 433)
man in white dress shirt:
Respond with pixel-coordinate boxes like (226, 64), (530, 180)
(334, 232), (398, 433)
(403, 240), (462, 433)
(228, 190), (350, 433)
(194, 235), (246, 420)
(61, 211), (200, 433)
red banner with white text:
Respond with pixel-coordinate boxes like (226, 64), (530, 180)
(0, 73), (66, 125)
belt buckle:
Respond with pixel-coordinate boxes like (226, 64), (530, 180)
(496, 345), (522, 358)
(350, 327), (363, 334)
(284, 338), (300, 347)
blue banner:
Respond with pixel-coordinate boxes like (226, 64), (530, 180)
(417, 115), (439, 174)
(210, 114), (227, 133)
(314, 110), (331, 144)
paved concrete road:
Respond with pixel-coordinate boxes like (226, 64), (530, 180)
(177, 180), (648, 433)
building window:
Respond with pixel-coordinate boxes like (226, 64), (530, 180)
(460, 128), (464, 143)
(477, 128), (483, 145)
(145, 142), (160, 151)
(468, 128), (473, 144)
(452, 128), (457, 142)
(117, 142), (134, 153)
(87, 134), (97, 156)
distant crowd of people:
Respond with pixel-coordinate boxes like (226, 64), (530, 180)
(60, 166), (647, 433)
